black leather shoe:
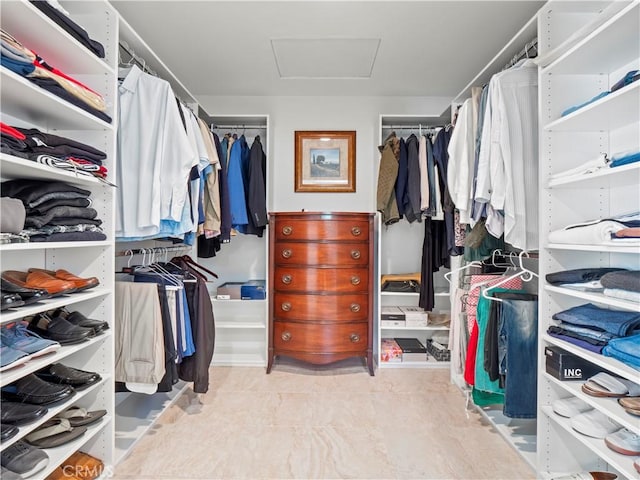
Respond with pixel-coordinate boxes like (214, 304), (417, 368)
(27, 314), (94, 345)
(1, 374), (75, 405)
(49, 308), (108, 335)
(35, 363), (101, 391)
(1, 279), (50, 306)
(1, 423), (18, 442)
(1, 294), (24, 311)
(0, 401), (48, 426)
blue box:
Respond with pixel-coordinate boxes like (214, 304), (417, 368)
(241, 280), (266, 300)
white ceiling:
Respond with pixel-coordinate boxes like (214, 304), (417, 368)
(112, 0), (544, 98)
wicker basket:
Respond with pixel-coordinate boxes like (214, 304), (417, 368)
(426, 339), (451, 362)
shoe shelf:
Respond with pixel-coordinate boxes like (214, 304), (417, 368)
(380, 288), (450, 297)
(542, 1), (639, 76)
(548, 163), (640, 190)
(215, 321), (265, 330)
(0, 0), (114, 76)
(541, 406), (640, 480)
(0, 68), (113, 131)
(380, 325), (450, 332)
(1, 374), (111, 452)
(0, 287), (111, 325)
(544, 334), (640, 383)
(544, 285), (640, 312)
(0, 241), (112, 252)
(37, 414), (112, 480)
(0, 332), (111, 387)
(544, 373), (640, 434)
(377, 360), (450, 369)
(211, 340), (266, 367)
(0, 153), (106, 187)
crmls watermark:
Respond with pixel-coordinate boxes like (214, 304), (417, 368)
(62, 464), (114, 478)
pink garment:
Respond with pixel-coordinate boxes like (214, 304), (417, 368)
(465, 274), (523, 334)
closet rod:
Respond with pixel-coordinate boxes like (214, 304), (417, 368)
(382, 125), (443, 131)
(211, 124), (267, 129)
(115, 245), (191, 257)
(502, 37), (538, 71)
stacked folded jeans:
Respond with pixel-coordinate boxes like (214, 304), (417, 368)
(1, 29), (110, 123)
(601, 270), (640, 303)
(1, 180), (106, 242)
(549, 303), (640, 358)
(1, 123), (109, 181)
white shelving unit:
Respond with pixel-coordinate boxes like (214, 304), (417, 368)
(537, 1), (640, 478)
(0, 0), (117, 474)
(197, 115), (270, 367)
(375, 116), (452, 369)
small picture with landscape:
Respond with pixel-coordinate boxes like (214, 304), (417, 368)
(310, 148), (340, 177)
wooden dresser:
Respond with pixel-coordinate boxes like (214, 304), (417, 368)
(267, 212), (375, 375)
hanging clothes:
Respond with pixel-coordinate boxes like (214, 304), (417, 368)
(376, 132), (400, 225)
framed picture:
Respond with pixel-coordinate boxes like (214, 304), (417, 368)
(294, 130), (356, 192)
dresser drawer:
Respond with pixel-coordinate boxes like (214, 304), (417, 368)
(273, 266), (369, 293)
(273, 293), (368, 322)
(274, 218), (369, 242)
(274, 242), (368, 266)
(273, 322), (368, 353)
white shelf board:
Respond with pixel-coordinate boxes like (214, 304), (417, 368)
(215, 321), (265, 329)
(114, 381), (189, 464)
(544, 81), (640, 132)
(0, 153), (105, 186)
(542, 406), (640, 479)
(544, 285), (640, 311)
(380, 325), (450, 331)
(0, 0), (114, 77)
(476, 405), (537, 471)
(0, 332), (111, 387)
(211, 298), (266, 304)
(1, 374), (111, 452)
(543, 2), (639, 75)
(0, 67), (113, 131)
(0, 241), (111, 252)
(378, 360), (449, 369)
(36, 415), (112, 480)
(548, 162), (640, 190)
(544, 373), (640, 434)
(546, 243), (640, 254)
(380, 288), (450, 297)
(543, 334), (640, 383)
(211, 352), (266, 367)
(0, 287), (111, 324)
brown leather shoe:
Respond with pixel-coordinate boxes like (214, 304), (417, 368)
(2, 271), (76, 297)
(27, 269), (99, 292)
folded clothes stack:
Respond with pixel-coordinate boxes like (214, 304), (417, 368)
(601, 270), (640, 303)
(546, 267), (627, 292)
(548, 212), (640, 246)
(1, 123), (109, 181)
(1, 29), (111, 123)
(550, 148), (640, 182)
(1, 179), (106, 242)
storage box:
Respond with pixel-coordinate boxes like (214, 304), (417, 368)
(399, 306), (429, 327)
(216, 282), (243, 300)
(544, 345), (601, 381)
(241, 280), (266, 300)
(426, 339), (451, 362)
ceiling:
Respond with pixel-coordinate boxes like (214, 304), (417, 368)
(112, 1), (544, 99)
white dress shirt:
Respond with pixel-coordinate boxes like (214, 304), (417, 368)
(447, 98), (476, 224)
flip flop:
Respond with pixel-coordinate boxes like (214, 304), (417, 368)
(618, 397), (640, 410)
(24, 418), (87, 448)
(55, 407), (106, 427)
(582, 372), (640, 398)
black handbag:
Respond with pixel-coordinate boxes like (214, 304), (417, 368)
(381, 280), (420, 293)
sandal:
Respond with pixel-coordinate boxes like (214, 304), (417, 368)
(582, 372), (640, 398)
(55, 407), (106, 427)
(24, 418), (86, 448)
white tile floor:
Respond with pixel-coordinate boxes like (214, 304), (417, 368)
(113, 360), (534, 479)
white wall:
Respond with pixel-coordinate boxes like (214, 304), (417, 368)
(198, 95), (451, 213)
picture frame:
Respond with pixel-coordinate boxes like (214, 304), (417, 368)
(294, 130), (356, 192)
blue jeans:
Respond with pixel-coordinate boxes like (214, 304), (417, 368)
(552, 303), (640, 337)
(502, 298), (538, 419)
(603, 334), (640, 369)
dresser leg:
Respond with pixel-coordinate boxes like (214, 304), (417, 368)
(367, 353), (375, 376)
(266, 350), (274, 374)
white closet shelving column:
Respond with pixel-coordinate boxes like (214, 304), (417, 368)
(537, 0), (640, 478)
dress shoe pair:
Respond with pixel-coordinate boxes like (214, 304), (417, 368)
(27, 313), (94, 345)
(28, 268), (99, 292)
(1, 278), (50, 308)
(1, 401), (48, 426)
(2, 269), (99, 297)
(35, 363), (101, 391)
(0, 423), (18, 442)
(48, 307), (109, 335)
(1, 293), (23, 311)
(2, 373), (75, 405)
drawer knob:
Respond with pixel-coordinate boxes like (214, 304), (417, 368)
(282, 274), (292, 285)
(282, 226), (293, 236)
(350, 303), (361, 313)
(350, 333), (360, 343)
(281, 331), (292, 342)
(351, 276), (361, 286)
(351, 226), (362, 236)
(281, 249), (292, 259)
(350, 250), (361, 260)
(281, 302), (292, 312)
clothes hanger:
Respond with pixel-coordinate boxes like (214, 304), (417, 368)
(481, 251), (538, 302)
(444, 260), (483, 284)
(178, 255), (219, 279)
